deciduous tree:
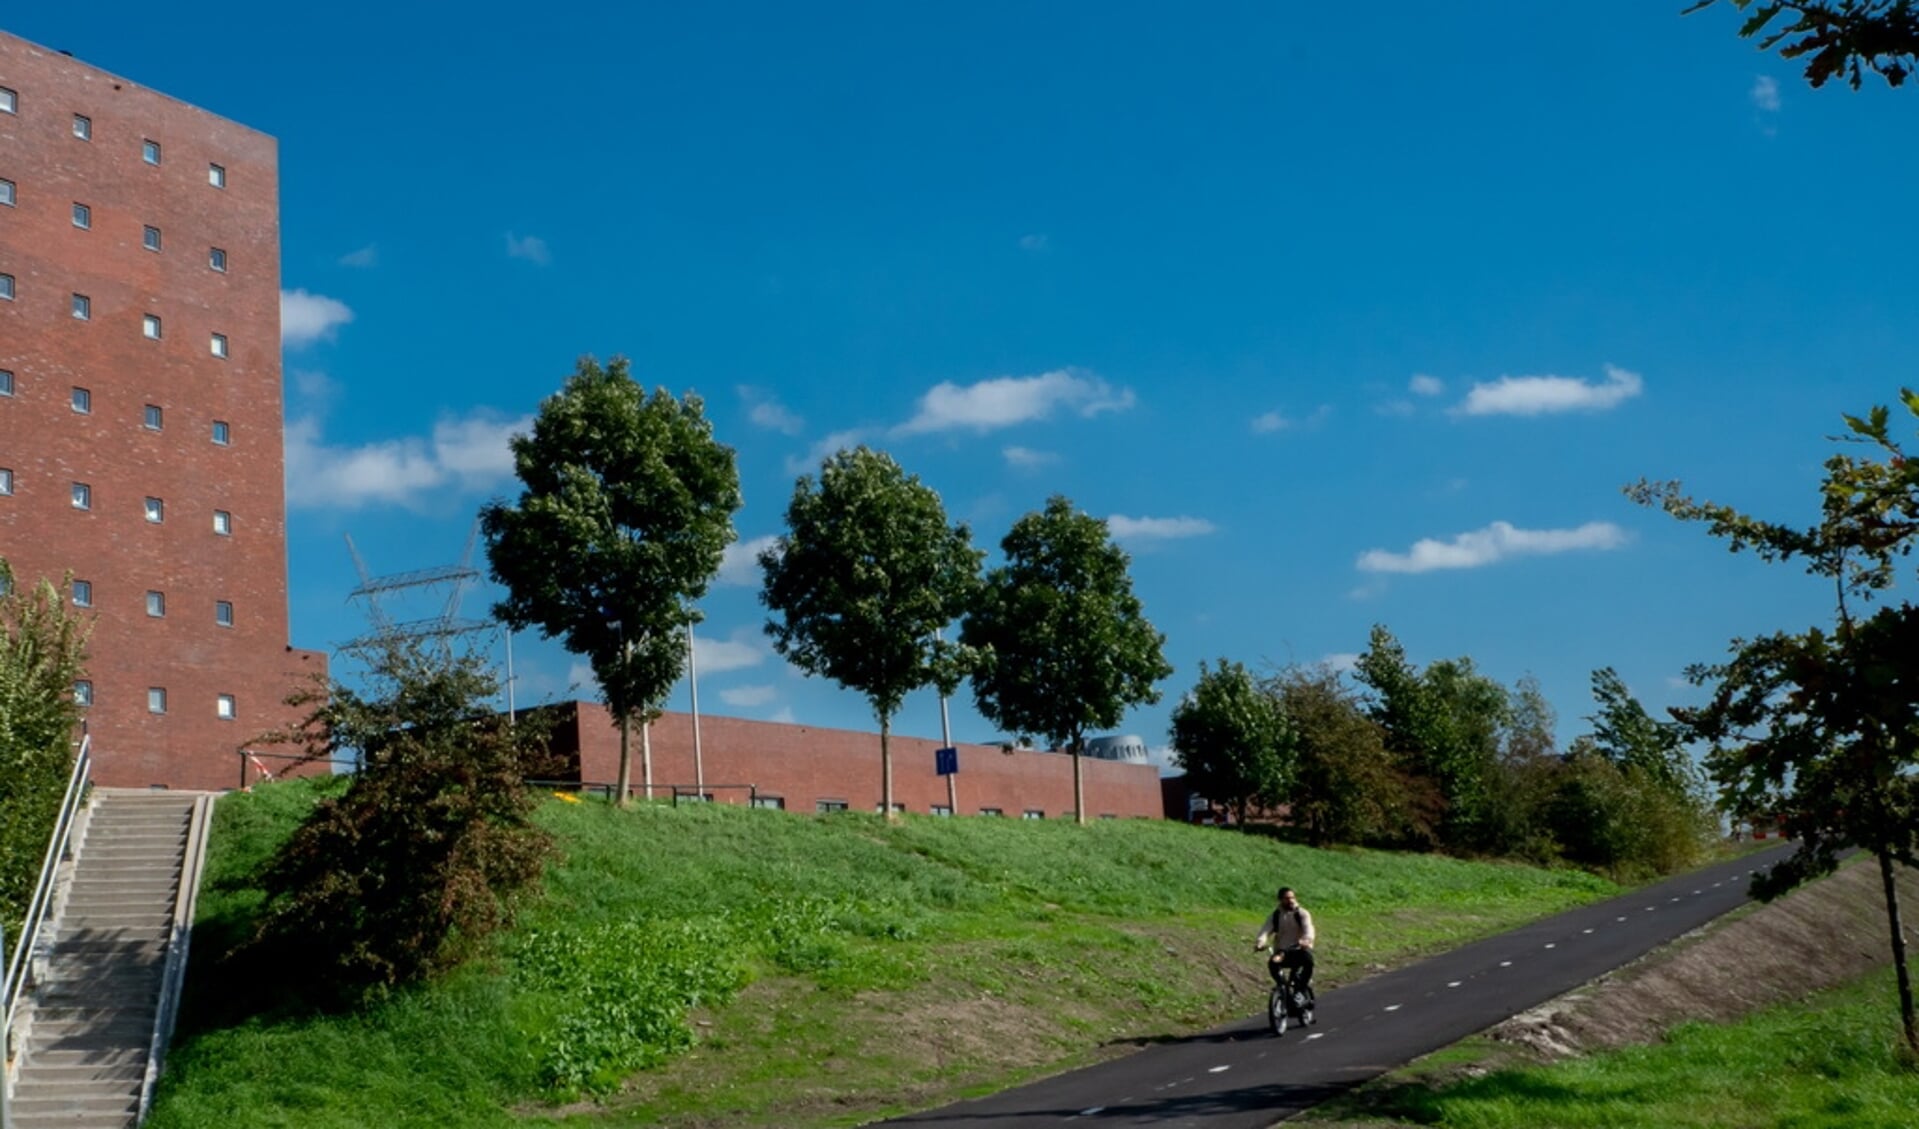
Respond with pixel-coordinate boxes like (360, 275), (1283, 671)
(1169, 659), (1292, 827)
(962, 496), (1172, 824)
(482, 356), (740, 804)
(759, 447), (981, 816)
(1266, 664), (1408, 847)
(1687, 0), (1919, 88)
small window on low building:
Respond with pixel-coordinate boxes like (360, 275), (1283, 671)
(72, 202), (90, 229)
(144, 496), (164, 523)
(215, 600), (234, 627)
(815, 799), (849, 813)
(75, 681), (93, 707)
(72, 114), (90, 139)
(71, 387), (90, 413)
(143, 225), (162, 252)
(210, 333), (228, 358)
(71, 293), (90, 320)
(211, 420), (231, 445)
(71, 482), (91, 510)
(147, 687), (167, 714)
(143, 314), (162, 339)
(217, 694), (236, 720)
(931, 805), (953, 817)
(750, 795), (784, 809)
(979, 807), (1004, 817)
(1022, 810), (1045, 820)
(208, 163), (225, 188)
(144, 404), (163, 430)
(142, 139), (162, 165)
(71, 579), (92, 607)
(213, 509), (232, 535)
(145, 590), (165, 617)
(209, 247), (227, 272)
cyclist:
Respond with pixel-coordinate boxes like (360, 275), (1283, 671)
(1254, 886), (1316, 1003)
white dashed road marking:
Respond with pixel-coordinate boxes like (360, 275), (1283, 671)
(1384, 1004), (1401, 1012)
(1447, 981), (1462, 988)
(1306, 1033), (1325, 1041)
(1208, 1065), (1230, 1074)
(1499, 960), (1512, 967)
(1078, 1108), (1105, 1117)
(1544, 943), (1556, 949)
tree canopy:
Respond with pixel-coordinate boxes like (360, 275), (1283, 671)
(962, 495), (1172, 824)
(1168, 659), (1292, 827)
(1687, 0), (1919, 88)
(481, 356), (740, 801)
(759, 446), (981, 814)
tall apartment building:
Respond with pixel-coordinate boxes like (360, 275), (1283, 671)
(0, 30), (324, 789)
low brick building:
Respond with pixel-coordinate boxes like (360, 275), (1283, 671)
(536, 701), (1166, 819)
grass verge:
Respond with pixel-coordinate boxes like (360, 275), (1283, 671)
(149, 782), (1616, 1128)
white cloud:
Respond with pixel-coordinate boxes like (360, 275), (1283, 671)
(290, 369), (340, 404)
(338, 244), (378, 268)
(719, 684), (779, 708)
(1251, 405), (1330, 434)
(280, 289), (353, 347)
(693, 627), (767, 675)
(1002, 446), (1059, 469)
(1107, 515), (1217, 543)
(768, 706), (798, 725)
(284, 412), (530, 510)
(1356, 520), (1630, 574)
(1321, 652), (1360, 673)
(1751, 75), (1781, 112)
(1018, 234), (1050, 252)
(1456, 365), (1643, 417)
(740, 386), (804, 435)
(1409, 374), (1444, 397)
(1376, 400), (1416, 418)
(718, 535), (778, 587)
(894, 369), (1134, 435)
(506, 232), (552, 266)
(784, 428), (868, 476)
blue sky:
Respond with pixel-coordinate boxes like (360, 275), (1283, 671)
(13, 2), (1917, 767)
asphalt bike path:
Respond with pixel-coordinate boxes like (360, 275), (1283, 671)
(882, 841), (1796, 1128)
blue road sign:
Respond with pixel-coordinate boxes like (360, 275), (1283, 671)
(935, 747), (958, 776)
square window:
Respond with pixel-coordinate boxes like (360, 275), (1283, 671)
(72, 202), (90, 229)
(144, 314), (163, 339)
(71, 387), (91, 413)
(71, 294), (90, 320)
(210, 333), (229, 358)
(217, 694), (236, 720)
(73, 114), (91, 140)
(144, 404), (163, 430)
(213, 509), (231, 535)
(0, 370), (11, 396)
(0, 468), (11, 495)
(74, 681), (93, 707)
(71, 579), (92, 607)
(71, 483), (91, 510)
(143, 225), (162, 252)
(750, 795), (784, 809)
(208, 164), (226, 188)
(211, 420), (231, 445)
(0, 275), (13, 300)
(147, 687), (167, 714)
(144, 496), (164, 523)
(215, 600), (234, 627)
(143, 139), (162, 165)
(0, 88), (15, 114)
(0, 179), (14, 206)
(209, 247), (227, 272)
(146, 590), (165, 617)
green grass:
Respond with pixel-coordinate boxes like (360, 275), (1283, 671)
(148, 781), (1617, 1128)
(1305, 972), (1919, 1129)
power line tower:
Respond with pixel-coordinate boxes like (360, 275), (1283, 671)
(343, 520), (516, 716)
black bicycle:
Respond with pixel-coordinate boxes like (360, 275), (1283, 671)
(1266, 957), (1316, 1036)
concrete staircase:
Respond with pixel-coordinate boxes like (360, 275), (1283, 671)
(7, 789), (214, 1129)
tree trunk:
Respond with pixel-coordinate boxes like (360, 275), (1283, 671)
(880, 712), (895, 820)
(1072, 734), (1086, 825)
(615, 711), (632, 808)
(1877, 848), (1917, 1055)
(641, 717), (653, 800)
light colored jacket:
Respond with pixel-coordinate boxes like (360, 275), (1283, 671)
(1256, 905), (1315, 951)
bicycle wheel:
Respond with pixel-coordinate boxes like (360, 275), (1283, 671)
(1268, 985), (1290, 1035)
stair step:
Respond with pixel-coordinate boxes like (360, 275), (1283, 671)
(14, 1062), (146, 1086)
(21, 1047), (148, 1067)
(8, 1094), (140, 1115)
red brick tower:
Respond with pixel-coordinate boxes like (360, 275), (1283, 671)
(1, 30), (325, 789)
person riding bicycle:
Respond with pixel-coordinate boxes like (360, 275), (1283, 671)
(1254, 886), (1315, 1001)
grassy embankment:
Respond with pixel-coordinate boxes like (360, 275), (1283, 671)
(1300, 969), (1919, 1128)
(149, 777), (1615, 1128)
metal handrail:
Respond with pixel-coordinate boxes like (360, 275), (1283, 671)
(2, 733), (91, 1036)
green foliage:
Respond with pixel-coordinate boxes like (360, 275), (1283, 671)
(245, 639), (556, 1001)
(482, 355), (741, 796)
(1266, 664), (1416, 847)
(759, 446), (982, 810)
(1688, 0), (1919, 89)
(1169, 659), (1293, 826)
(0, 560), (90, 949)
(962, 495), (1172, 822)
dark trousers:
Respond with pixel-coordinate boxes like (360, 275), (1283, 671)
(1268, 946), (1314, 992)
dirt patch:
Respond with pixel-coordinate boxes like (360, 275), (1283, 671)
(1488, 858), (1918, 1061)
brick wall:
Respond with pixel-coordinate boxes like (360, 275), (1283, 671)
(540, 701), (1166, 819)
(0, 31), (325, 789)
